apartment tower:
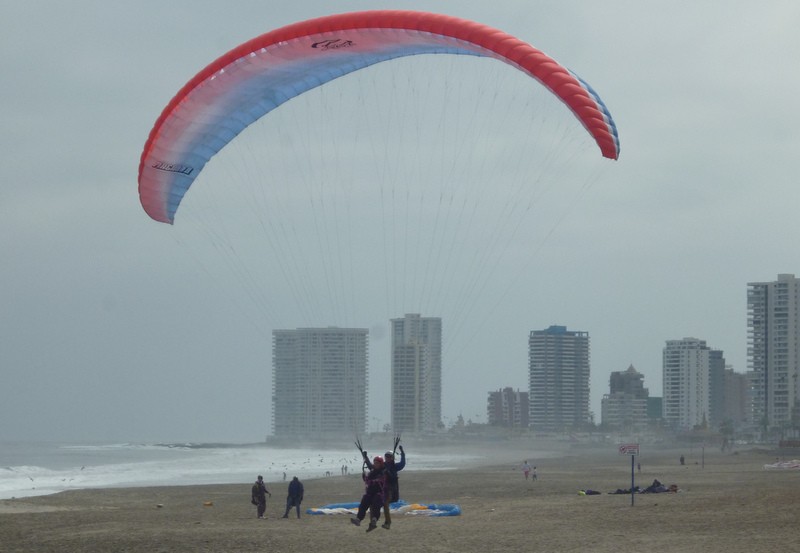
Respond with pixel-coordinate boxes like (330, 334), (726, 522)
(528, 325), (590, 430)
(487, 387), (530, 428)
(747, 273), (800, 432)
(600, 364), (649, 431)
(662, 337), (725, 430)
(272, 327), (368, 437)
(390, 314), (442, 433)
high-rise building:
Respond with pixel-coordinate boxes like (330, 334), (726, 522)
(487, 387), (530, 428)
(662, 337), (724, 430)
(747, 273), (800, 432)
(708, 349), (727, 427)
(722, 367), (750, 429)
(272, 327), (368, 437)
(528, 325), (590, 430)
(390, 314), (442, 433)
(601, 365), (649, 431)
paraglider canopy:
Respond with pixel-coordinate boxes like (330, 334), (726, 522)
(138, 10), (619, 224)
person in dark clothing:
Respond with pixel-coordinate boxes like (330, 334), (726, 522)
(363, 446), (406, 529)
(350, 456), (386, 532)
(251, 475), (271, 519)
(282, 476), (304, 518)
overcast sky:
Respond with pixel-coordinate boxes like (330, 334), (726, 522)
(2, 1), (799, 443)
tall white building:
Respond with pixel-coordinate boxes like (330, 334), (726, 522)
(748, 273), (800, 431)
(272, 327), (368, 437)
(662, 338), (724, 430)
(390, 314), (442, 433)
(528, 325), (590, 430)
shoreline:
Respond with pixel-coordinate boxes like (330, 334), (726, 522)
(2, 445), (796, 552)
(0, 438), (572, 501)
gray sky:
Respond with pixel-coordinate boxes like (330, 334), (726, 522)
(2, 0), (799, 443)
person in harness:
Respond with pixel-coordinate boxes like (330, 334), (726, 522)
(362, 444), (406, 529)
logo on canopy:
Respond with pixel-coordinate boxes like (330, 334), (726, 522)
(311, 39), (355, 51)
(152, 161), (194, 176)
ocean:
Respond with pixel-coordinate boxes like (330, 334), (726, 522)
(0, 441), (485, 500)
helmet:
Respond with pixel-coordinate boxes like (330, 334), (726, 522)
(384, 451), (394, 459)
(373, 456), (384, 466)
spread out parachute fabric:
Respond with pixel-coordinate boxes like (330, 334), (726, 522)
(763, 460), (800, 470)
(138, 10), (619, 224)
(307, 500), (461, 517)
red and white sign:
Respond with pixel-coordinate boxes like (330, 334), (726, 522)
(618, 443), (639, 455)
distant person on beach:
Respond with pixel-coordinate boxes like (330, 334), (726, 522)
(251, 475), (272, 519)
(521, 460), (531, 480)
(680, 455), (685, 466)
(532, 466), (538, 481)
(282, 476), (304, 519)
(350, 456), (387, 532)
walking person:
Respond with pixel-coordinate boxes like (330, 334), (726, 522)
(251, 475), (272, 519)
(282, 476), (304, 519)
(521, 460), (531, 480)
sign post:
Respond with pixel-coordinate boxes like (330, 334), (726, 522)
(618, 443), (640, 506)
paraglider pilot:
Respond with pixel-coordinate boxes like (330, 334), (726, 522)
(350, 456), (387, 532)
(363, 445), (406, 529)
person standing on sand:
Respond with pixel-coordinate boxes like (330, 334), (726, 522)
(282, 476), (304, 519)
(351, 456), (387, 532)
(251, 475), (272, 519)
(532, 466), (538, 481)
(363, 446), (406, 529)
(521, 460), (531, 480)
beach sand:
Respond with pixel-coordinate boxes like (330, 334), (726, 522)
(1, 444), (796, 552)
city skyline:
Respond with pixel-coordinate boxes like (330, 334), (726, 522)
(4, 2), (800, 443)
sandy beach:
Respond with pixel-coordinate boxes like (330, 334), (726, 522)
(1, 443), (797, 552)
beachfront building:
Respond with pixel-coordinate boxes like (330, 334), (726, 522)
(272, 327), (368, 437)
(600, 364), (649, 432)
(647, 397), (663, 423)
(390, 314), (442, 433)
(487, 387), (530, 428)
(708, 349), (728, 427)
(722, 367), (750, 429)
(662, 337), (725, 430)
(528, 325), (591, 431)
(747, 273), (800, 434)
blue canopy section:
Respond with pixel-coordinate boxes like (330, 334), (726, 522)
(307, 499), (461, 517)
